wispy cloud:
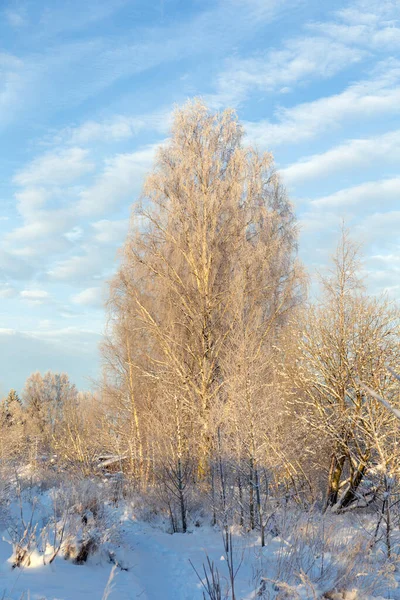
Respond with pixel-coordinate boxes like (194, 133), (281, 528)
(0, 52), (28, 127)
(36, 0), (128, 37)
(77, 144), (158, 216)
(310, 0), (400, 51)
(47, 244), (117, 282)
(71, 286), (104, 307)
(14, 147), (95, 187)
(7, 210), (74, 247)
(0, 284), (17, 299)
(0, 0), (399, 391)
(91, 219), (129, 244)
(214, 36), (366, 107)
(58, 109), (172, 146)
(281, 130), (400, 185)
(4, 8), (27, 28)
(0, 249), (33, 279)
(0, 0), (296, 131)
(20, 289), (50, 304)
(310, 177), (400, 209)
(244, 61), (400, 148)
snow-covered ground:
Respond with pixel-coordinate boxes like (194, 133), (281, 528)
(0, 515), (246, 599)
(3, 515), (255, 600)
(0, 483), (399, 599)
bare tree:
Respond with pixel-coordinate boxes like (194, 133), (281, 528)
(23, 371), (78, 454)
(102, 99), (304, 529)
(51, 391), (102, 476)
(296, 228), (400, 510)
(0, 389), (26, 465)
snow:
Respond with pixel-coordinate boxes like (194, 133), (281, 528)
(0, 515), (254, 600)
(0, 523), (199, 598)
(0, 488), (398, 599)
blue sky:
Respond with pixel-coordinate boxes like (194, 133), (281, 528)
(0, 0), (399, 394)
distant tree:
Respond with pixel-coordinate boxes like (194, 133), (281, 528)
(4, 389), (23, 426)
(23, 371), (78, 446)
(0, 389), (26, 462)
(51, 391), (103, 475)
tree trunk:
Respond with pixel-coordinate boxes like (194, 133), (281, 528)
(254, 464), (265, 546)
(238, 473), (244, 527)
(337, 455), (369, 510)
(325, 453), (345, 509)
(249, 457), (255, 529)
(177, 458), (187, 533)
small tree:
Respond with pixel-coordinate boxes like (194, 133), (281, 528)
(3, 389), (23, 426)
(0, 389), (26, 463)
(296, 228), (400, 510)
(23, 371), (78, 452)
(361, 369), (400, 558)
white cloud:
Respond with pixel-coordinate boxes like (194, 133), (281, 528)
(77, 145), (158, 217)
(313, 21), (400, 51)
(9, 240), (70, 260)
(4, 139), (154, 279)
(4, 8), (27, 28)
(7, 150), (90, 258)
(71, 116), (142, 144)
(48, 253), (102, 282)
(310, 0), (400, 51)
(61, 109), (171, 145)
(0, 0), (399, 397)
(14, 147), (94, 187)
(91, 219), (129, 244)
(0, 52), (24, 74)
(20, 289), (50, 304)
(213, 34), (366, 107)
(14, 187), (51, 218)
(8, 185), (81, 258)
(244, 61), (400, 148)
(7, 209), (74, 243)
(0, 285), (18, 299)
(311, 177), (400, 209)
(0, 53), (27, 128)
(64, 226), (84, 243)
(335, 0), (399, 22)
(71, 286), (104, 307)
(38, 319), (52, 329)
(0, 249), (32, 279)
(370, 253), (400, 264)
(0, 0), (261, 131)
(5, 203), (76, 261)
(362, 242), (400, 298)
(0, 0), (332, 133)
(298, 210), (343, 236)
(281, 130), (400, 185)
(47, 242), (118, 282)
(356, 211), (400, 244)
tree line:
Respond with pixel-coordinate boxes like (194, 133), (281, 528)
(101, 101), (400, 534)
(2, 100), (399, 540)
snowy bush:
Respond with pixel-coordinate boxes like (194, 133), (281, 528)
(2, 476), (123, 572)
(260, 508), (398, 599)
